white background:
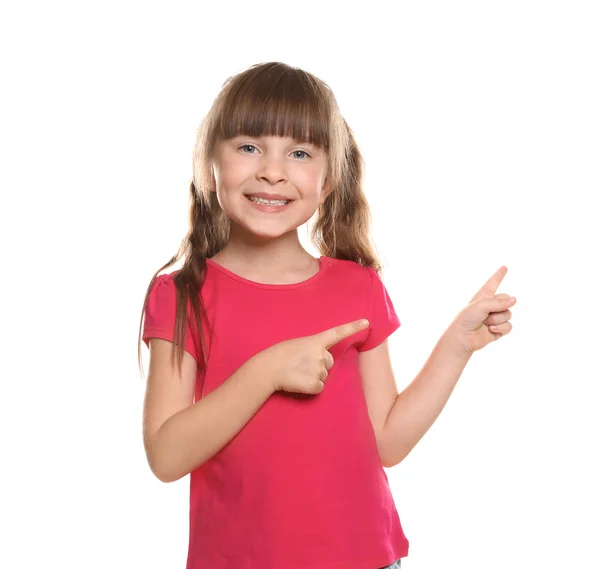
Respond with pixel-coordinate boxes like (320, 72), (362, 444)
(1, 1), (598, 568)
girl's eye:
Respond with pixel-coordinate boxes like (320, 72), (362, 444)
(292, 150), (310, 159)
(240, 144), (258, 154)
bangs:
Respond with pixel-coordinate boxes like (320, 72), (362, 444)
(215, 66), (331, 149)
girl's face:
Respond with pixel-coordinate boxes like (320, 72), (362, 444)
(211, 135), (330, 239)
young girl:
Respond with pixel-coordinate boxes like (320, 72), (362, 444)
(137, 62), (515, 569)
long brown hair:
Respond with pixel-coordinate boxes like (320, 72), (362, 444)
(137, 62), (384, 379)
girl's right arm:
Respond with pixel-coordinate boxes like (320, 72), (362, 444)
(143, 338), (276, 483)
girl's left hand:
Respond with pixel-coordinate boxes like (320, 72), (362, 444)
(446, 266), (516, 357)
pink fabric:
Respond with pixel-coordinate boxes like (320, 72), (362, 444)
(143, 256), (409, 569)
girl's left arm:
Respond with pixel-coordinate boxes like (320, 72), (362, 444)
(377, 331), (471, 468)
(379, 266), (516, 468)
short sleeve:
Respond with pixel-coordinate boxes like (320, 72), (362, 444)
(357, 266), (401, 352)
(142, 274), (200, 362)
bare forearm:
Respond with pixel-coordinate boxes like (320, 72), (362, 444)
(380, 331), (472, 467)
(151, 356), (275, 483)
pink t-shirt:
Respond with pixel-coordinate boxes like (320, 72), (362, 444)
(143, 255), (409, 569)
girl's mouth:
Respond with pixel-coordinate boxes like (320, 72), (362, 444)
(245, 195), (294, 212)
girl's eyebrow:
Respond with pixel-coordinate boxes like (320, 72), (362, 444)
(234, 134), (316, 147)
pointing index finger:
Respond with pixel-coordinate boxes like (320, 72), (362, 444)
(319, 319), (370, 349)
(470, 266), (508, 303)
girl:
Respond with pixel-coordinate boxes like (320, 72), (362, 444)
(137, 62), (515, 569)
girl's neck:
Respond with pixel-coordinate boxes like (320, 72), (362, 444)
(209, 248), (320, 286)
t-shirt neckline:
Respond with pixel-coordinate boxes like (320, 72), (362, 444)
(206, 255), (330, 290)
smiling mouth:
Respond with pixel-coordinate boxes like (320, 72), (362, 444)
(245, 195), (293, 205)
(245, 195), (295, 212)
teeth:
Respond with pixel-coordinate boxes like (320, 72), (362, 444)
(248, 196), (289, 206)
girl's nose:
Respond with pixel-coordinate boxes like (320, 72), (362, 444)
(256, 155), (288, 184)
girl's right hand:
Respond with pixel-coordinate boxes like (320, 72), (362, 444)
(258, 319), (370, 395)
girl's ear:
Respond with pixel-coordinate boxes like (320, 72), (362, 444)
(208, 164), (217, 192)
(319, 177), (332, 204)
